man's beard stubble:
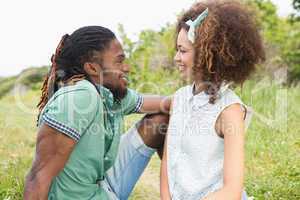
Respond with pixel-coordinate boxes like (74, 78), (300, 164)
(102, 75), (128, 100)
(101, 69), (128, 100)
(106, 84), (128, 100)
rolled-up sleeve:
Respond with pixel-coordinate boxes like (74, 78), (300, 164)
(120, 89), (143, 115)
(40, 88), (99, 141)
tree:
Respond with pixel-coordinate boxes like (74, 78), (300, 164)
(293, 0), (300, 11)
(288, 0), (300, 82)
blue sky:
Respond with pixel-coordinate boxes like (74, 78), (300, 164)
(0, 0), (294, 77)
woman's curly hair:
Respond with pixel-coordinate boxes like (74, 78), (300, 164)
(176, 0), (265, 103)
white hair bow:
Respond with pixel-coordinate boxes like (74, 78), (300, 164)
(185, 8), (209, 43)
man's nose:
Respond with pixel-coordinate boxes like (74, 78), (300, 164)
(122, 63), (130, 73)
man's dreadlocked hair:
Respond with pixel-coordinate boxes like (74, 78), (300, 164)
(37, 26), (116, 120)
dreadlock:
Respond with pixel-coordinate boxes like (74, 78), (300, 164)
(37, 26), (116, 120)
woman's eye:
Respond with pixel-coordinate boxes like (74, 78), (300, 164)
(179, 49), (186, 53)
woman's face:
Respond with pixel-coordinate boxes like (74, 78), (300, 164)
(174, 28), (195, 82)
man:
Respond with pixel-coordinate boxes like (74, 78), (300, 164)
(24, 26), (170, 199)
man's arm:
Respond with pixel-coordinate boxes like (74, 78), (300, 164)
(24, 124), (76, 200)
(139, 95), (172, 114)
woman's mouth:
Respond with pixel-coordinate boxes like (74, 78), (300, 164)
(178, 65), (185, 71)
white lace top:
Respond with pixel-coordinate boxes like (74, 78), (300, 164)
(167, 84), (252, 200)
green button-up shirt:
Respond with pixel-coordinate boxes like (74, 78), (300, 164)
(38, 80), (143, 199)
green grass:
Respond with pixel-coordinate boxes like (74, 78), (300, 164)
(0, 80), (299, 200)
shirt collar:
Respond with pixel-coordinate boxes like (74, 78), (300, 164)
(96, 84), (115, 108)
(188, 82), (232, 107)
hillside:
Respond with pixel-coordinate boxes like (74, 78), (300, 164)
(0, 66), (48, 99)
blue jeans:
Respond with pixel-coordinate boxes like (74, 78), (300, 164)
(242, 191), (248, 200)
(101, 124), (156, 200)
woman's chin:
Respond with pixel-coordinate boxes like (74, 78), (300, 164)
(179, 73), (186, 78)
(180, 73), (190, 82)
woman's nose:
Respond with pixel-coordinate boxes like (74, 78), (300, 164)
(174, 51), (181, 63)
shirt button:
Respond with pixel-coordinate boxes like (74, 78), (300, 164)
(192, 105), (197, 111)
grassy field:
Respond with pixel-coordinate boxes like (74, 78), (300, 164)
(0, 80), (299, 200)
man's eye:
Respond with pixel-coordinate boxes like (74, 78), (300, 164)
(179, 49), (186, 53)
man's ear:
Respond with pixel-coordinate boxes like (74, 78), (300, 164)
(83, 62), (100, 77)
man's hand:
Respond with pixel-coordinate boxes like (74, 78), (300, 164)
(24, 124), (76, 200)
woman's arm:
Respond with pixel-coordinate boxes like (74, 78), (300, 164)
(203, 104), (246, 200)
(160, 99), (173, 200)
(160, 132), (172, 200)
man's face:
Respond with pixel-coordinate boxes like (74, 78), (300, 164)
(99, 39), (129, 99)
